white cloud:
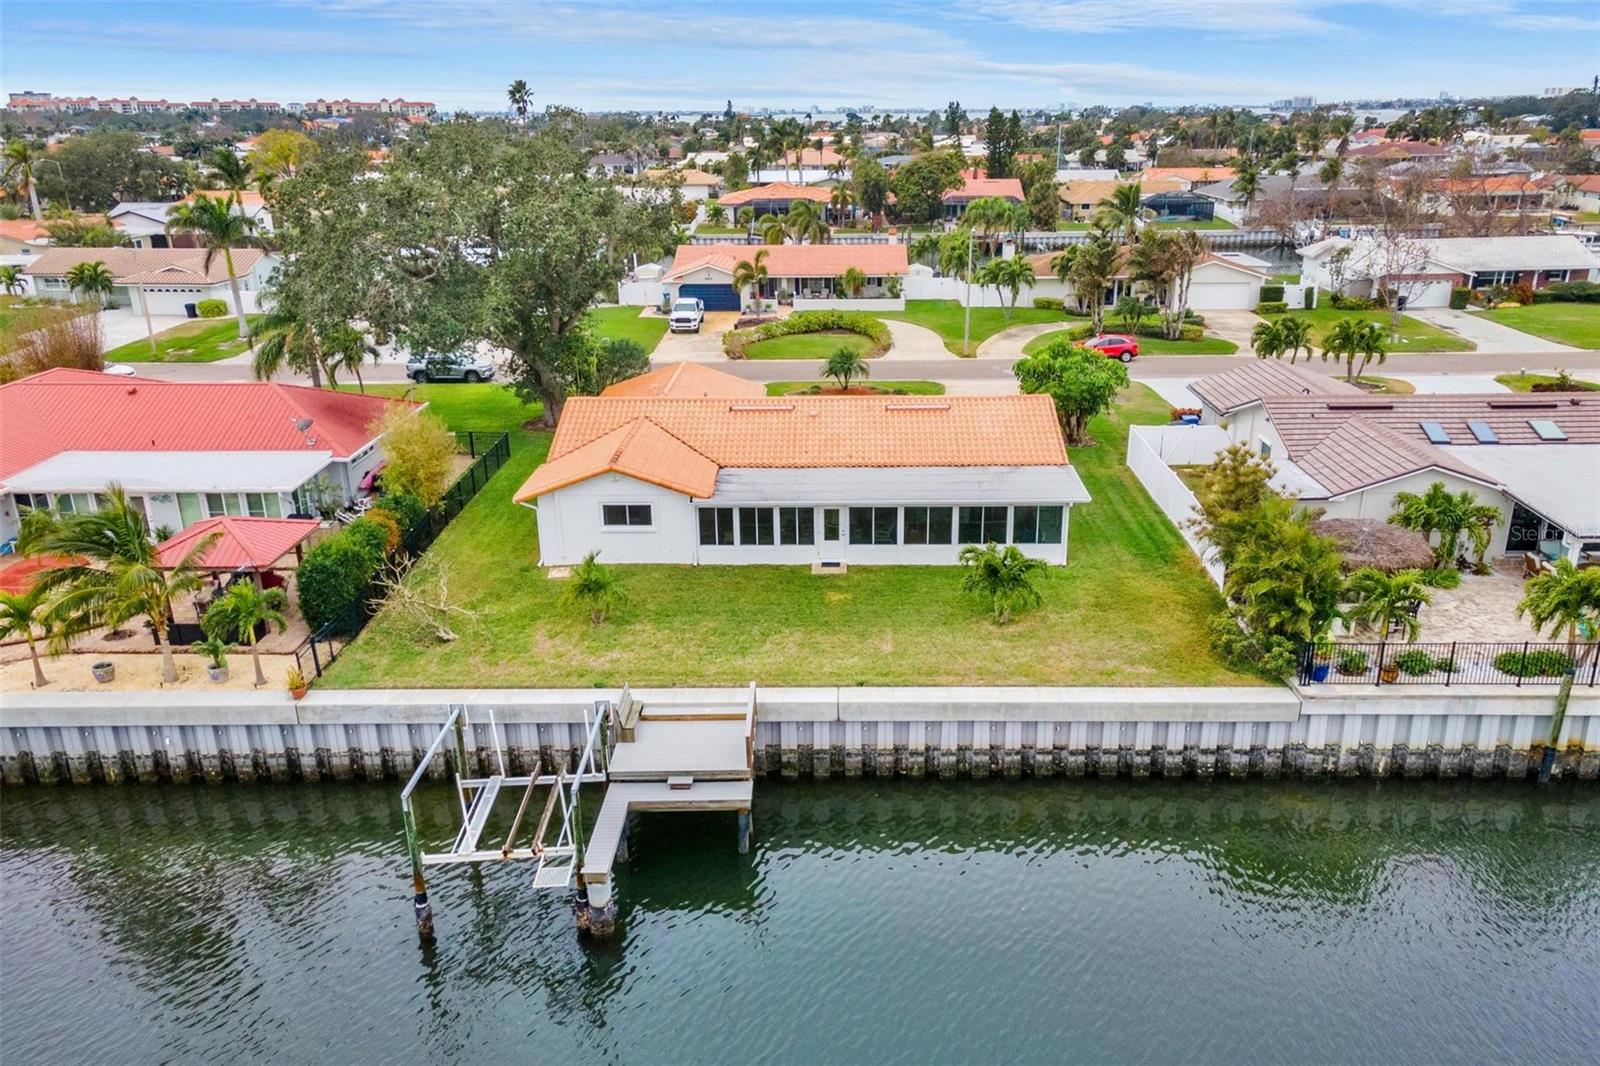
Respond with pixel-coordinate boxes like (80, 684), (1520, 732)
(962, 0), (1343, 36)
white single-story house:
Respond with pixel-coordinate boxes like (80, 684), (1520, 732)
(22, 246), (277, 316)
(1187, 361), (1600, 563)
(1298, 234), (1600, 307)
(1553, 175), (1600, 215)
(513, 364), (1091, 567)
(0, 368), (407, 543)
(108, 191), (274, 249)
(636, 168), (724, 203)
(660, 242), (909, 311)
(1015, 249), (1271, 311)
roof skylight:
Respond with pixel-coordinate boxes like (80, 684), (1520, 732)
(1467, 421), (1499, 443)
(1420, 421), (1451, 444)
(1529, 419), (1567, 441)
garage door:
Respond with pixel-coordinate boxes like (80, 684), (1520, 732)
(1187, 281), (1254, 310)
(679, 283), (741, 311)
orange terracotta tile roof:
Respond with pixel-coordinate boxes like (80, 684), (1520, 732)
(644, 168), (723, 186)
(189, 189), (268, 208)
(1139, 166), (1237, 184)
(600, 362), (764, 399)
(512, 392), (1070, 502)
(943, 176), (1025, 202)
(0, 218), (50, 243)
(716, 182), (832, 206)
(665, 242), (908, 279)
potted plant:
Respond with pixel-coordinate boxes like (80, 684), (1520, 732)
(286, 666), (308, 700)
(1378, 656), (1401, 684)
(1335, 648), (1369, 677)
(1308, 644), (1333, 683)
(197, 635), (230, 683)
(91, 660), (115, 684)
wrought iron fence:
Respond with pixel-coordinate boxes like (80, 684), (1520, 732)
(1298, 640), (1600, 687)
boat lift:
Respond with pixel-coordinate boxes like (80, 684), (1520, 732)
(399, 684), (757, 941)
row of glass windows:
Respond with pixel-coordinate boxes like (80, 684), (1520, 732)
(696, 505), (1064, 547)
(18, 491), (282, 523)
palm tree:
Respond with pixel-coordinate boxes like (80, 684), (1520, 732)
(1344, 567), (1432, 642)
(65, 260), (115, 307)
(0, 264), (25, 295)
(208, 148), (252, 208)
(26, 486), (221, 683)
(959, 543), (1048, 624)
(1112, 294), (1146, 332)
(732, 249), (770, 312)
(1318, 156), (1345, 213)
(1232, 160), (1261, 220)
(562, 551), (626, 623)
(1100, 182), (1145, 244)
(1252, 318), (1287, 360)
(705, 202), (727, 227)
(785, 200), (828, 244)
(253, 302), (328, 387)
(835, 265), (867, 299)
(824, 345), (870, 391)
(507, 79), (532, 123)
(1321, 316), (1386, 383)
(201, 580), (288, 687)
(963, 196), (1027, 255)
(1052, 231), (1118, 333)
(165, 195), (268, 340)
(828, 184), (854, 227)
(1516, 558), (1600, 779)
(975, 256), (1036, 319)
(755, 212), (787, 244)
(0, 584), (60, 687)
(3, 140), (44, 221)
(1388, 481), (1453, 562)
(1277, 316), (1313, 364)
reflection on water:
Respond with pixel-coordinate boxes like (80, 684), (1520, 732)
(2, 779), (1597, 1063)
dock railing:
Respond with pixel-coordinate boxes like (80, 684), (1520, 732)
(1298, 640), (1600, 687)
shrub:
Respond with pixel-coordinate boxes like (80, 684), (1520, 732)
(1393, 649), (1437, 676)
(722, 309), (892, 359)
(1330, 293), (1377, 311)
(376, 491), (428, 536)
(1336, 648), (1370, 676)
(1493, 649), (1575, 677)
(297, 534), (381, 632)
(0, 307), (102, 383)
(1257, 300), (1288, 315)
(1449, 287), (1471, 310)
(1541, 280), (1600, 303)
(1208, 612), (1299, 679)
(1259, 284), (1285, 303)
(1032, 296), (1065, 311)
(1063, 322), (1097, 341)
(1133, 323), (1204, 340)
(1302, 288), (1316, 309)
(345, 516), (393, 561)
(1420, 567), (1462, 589)
(1182, 311), (1206, 325)
(1510, 282), (1535, 306)
(360, 509), (402, 554)
(195, 298), (228, 318)
(370, 405), (455, 507)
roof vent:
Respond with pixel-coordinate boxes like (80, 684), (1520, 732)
(1326, 401), (1394, 411)
(728, 403), (793, 412)
(1487, 399), (1557, 410)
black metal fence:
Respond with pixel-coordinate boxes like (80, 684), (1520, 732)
(1298, 640), (1600, 687)
(292, 430), (512, 679)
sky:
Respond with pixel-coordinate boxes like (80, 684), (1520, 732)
(2, 0), (1597, 114)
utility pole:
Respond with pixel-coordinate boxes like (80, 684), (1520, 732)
(138, 282), (157, 359)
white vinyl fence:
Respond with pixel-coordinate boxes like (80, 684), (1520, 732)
(1125, 424), (1230, 588)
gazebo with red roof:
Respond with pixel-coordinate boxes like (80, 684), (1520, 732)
(154, 516), (321, 573)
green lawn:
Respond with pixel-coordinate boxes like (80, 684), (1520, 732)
(105, 316), (262, 363)
(1055, 221), (1095, 231)
(1273, 307), (1476, 352)
(1022, 326), (1240, 356)
(877, 300), (1079, 356)
(744, 330), (874, 360)
(766, 380), (945, 396)
(588, 306), (669, 354)
(1356, 376), (1415, 395)
(1481, 303), (1600, 349)
(1150, 218), (1235, 230)
(359, 381), (546, 430)
(1271, 273), (1301, 284)
(320, 381), (1256, 688)
(1494, 372), (1600, 393)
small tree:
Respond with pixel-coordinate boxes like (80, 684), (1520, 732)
(706, 202), (727, 227)
(1112, 295), (1146, 333)
(1277, 316), (1313, 364)
(65, 260), (115, 308)
(562, 551), (626, 623)
(0, 584), (60, 687)
(959, 543), (1048, 624)
(824, 345), (870, 391)
(974, 256), (1036, 320)
(732, 248), (770, 312)
(1188, 443), (1285, 569)
(1013, 339), (1129, 446)
(201, 580), (289, 687)
(371, 406), (455, 508)
(1224, 500), (1346, 644)
(1344, 567), (1432, 642)
(0, 264), (26, 294)
(1516, 559), (1600, 778)
(1321, 316), (1387, 383)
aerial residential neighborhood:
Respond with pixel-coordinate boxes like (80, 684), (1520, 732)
(1, 1), (1598, 1061)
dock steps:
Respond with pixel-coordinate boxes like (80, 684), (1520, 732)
(452, 774), (504, 855)
(532, 851), (575, 889)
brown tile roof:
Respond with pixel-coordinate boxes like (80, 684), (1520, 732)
(1188, 361), (1361, 414)
(716, 182), (832, 206)
(512, 393), (1069, 501)
(665, 242), (908, 279)
(22, 246), (268, 284)
(644, 168), (723, 186)
(1294, 419), (1493, 496)
(601, 362), (765, 400)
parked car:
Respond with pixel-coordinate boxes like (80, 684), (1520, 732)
(101, 363), (137, 377)
(668, 297), (705, 333)
(1083, 334), (1139, 362)
(406, 351), (496, 383)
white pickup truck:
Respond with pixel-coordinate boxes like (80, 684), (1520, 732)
(668, 297), (705, 333)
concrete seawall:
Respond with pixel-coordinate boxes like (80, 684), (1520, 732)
(2, 685), (1596, 785)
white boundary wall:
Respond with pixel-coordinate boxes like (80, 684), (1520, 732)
(1126, 424), (1228, 587)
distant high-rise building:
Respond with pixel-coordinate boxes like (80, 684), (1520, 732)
(1542, 86), (1584, 97)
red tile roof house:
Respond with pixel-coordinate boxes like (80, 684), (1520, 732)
(23, 247), (278, 316)
(662, 242), (909, 312)
(1186, 362), (1600, 563)
(942, 175), (1025, 220)
(0, 369), (411, 545)
(513, 364), (1090, 566)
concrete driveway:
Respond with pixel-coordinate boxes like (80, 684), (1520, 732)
(97, 308), (191, 352)
(880, 319), (950, 361)
(652, 311), (739, 362)
(1199, 310), (1261, 354)
(1407, 308), (1578, 353)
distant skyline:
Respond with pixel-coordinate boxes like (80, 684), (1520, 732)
(3, 0), (1597, 113)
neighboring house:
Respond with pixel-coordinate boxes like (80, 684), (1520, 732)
(589, 153), (643, 177)
(1552, 174), (1600, 214)
(1142, 190), (1216, 222)
(108, 191), (274, 248)
(1194, 172), (1350, 225)
(1298, 234), (1600, 306)
(23, 246), (277, 315)
(1056, 177), (1183, 221)
(1137, 166), (1237, 190)
(942, 174), (1025, 220)
(1187, 361), (1600, 563)
(1422, 174), (1552, 216)
(1342, 140), (1451, 162)
(1020, 248), (1270, 311)
(513, 364), (1091, 567)
(600, 362), (766, 400)
(660, 242), (909, 310)
(0, 218), (52, 257)
(715, 181), (832, 218)
(0, 368), (407, 542)
(638, 168), (723, 202)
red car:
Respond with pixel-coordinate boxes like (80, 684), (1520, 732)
(1083, 334), (1139, 361)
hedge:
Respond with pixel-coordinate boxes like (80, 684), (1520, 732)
(1032, 296), (1065, 311)
(1259, 284), (1284, 303)
(1492, 649), (1575, 677)
(1449, 287), (1471, 310)
(1329, 293), (1378, 310)
(297, 532), (384, 632)
(1257, 300), (1289, 315)
(1532, 280), (1600, 304)
(1133, 323), (1205, 340)
(195, 298), (229, 318)
(722, 310), (892, 359)
(376, 491), (428, 537)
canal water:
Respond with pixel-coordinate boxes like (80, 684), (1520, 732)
(2, 779), (1597, 1063)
